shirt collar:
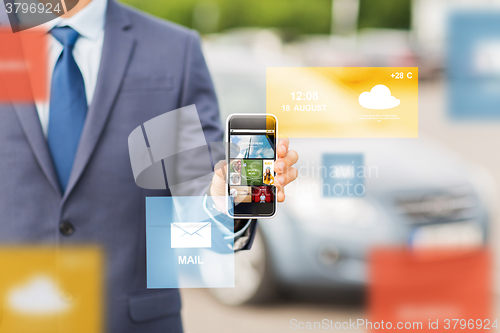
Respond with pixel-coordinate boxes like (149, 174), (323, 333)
(43, 0), (107, 41)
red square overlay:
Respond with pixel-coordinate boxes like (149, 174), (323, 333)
(0, 28), (48, 103)
(369, 248), (492, 332)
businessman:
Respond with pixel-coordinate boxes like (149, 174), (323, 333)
(0, 0), (298, 332)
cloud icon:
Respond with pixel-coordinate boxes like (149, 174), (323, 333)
(359, 84), (400, 109)
(7, 276), (71, 315)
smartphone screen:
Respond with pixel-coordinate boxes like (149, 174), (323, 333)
(227, 115), (277, 218)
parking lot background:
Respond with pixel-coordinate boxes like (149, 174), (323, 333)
(118, 0), (500, 331)
(179, 77), (500, 333)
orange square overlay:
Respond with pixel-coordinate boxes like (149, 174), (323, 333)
(266, 67), (418, 138)
(0, 246), (103, 333)
(0, 28), (48, 103)
(368, 248), (492, 333)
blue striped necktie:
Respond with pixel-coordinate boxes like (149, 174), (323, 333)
(47, 26), (88, 193)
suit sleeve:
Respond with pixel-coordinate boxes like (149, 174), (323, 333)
(179, 31), (224, 159)
(177, 31), (256, 251)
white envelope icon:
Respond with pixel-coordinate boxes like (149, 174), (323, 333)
(171, 222), (211, 248)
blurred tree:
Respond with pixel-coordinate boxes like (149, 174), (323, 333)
(119, 0), (411, 34)
(120, 0), (331, 34)
(358, 0), (411, 30)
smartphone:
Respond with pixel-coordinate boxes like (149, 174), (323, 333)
(226, 114), (278, 219)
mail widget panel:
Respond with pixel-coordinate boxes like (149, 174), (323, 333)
(146, 196), (235, 288)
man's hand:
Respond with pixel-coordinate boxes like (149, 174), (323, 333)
(210, 138), (299, 202)
(273, 137), (299, 202)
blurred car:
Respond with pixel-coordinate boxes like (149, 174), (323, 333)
(202, 33), (493, 305)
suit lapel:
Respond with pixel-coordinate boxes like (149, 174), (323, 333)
(63, 0), (136, 201)
(13, 104), (61, 196)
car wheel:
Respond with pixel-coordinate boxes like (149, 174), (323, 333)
(209, 227), (276, 305)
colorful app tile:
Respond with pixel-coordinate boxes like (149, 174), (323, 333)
(252, 186), (274, 203)
(230, 135), (275, 159)
(241, 160), (263, 185)
(229, 186), (252, 203)
(263, 160), (275, 185)
(229, 159), (242, 173)
(229, 173), (241, 185)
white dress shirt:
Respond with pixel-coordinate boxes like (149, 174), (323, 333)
(35, 0), (107, 137)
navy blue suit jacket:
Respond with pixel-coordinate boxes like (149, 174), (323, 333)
(0, 1), (255, 331)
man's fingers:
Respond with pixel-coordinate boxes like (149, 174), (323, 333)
(278, 137), (289, 150)
(275, 160), (285, 173)
(277, 137), (289, 158)
(277, 189), (285, 203)
(275, 178), (285, 203)
(272, 138), (295, 203)
(276, 149), (299, 174)
(275, 167), (298, 187)
(214, 160), (227, 179)
(211, 160), (227, 198)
